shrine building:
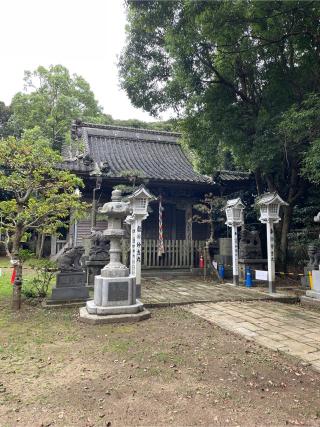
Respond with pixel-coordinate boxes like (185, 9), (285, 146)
(53, 121), (250, 271)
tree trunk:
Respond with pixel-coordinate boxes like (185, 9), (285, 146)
(12, 262), (22, 310)
(279, 204), (293, 272)
(11, 225), (24, 311)
(36, 233), (45, 258)
(254, 168), (263, 195)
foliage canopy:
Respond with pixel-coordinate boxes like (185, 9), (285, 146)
(119, 0), (320, 267)
(9, 65), (104, 150)
(0, 128), (87, 254)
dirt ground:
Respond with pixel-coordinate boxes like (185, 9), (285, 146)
(1, 300), (320, 427)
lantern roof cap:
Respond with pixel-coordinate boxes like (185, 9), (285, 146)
(225, 197), (245, 209)
(314, 212), (320, 223)
(127, 185), (155, 201)
(256, 192), (288, 207)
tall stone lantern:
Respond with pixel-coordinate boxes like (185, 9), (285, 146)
(80, 188), (150, 324)
(256, 192), (288, 294)
(225, 198), (245, 285)
(126, 186), (155, 298)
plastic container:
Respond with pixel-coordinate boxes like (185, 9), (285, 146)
(245, 266), (253, 287)
(218, 264), (225, 279)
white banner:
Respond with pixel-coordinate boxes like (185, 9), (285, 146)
(255, 270), (268, 281)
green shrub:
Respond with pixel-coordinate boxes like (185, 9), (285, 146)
(22, 259), (57, 299)
(18, 248), (35, 263)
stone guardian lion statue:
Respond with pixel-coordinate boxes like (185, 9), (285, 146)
(57, 246), (85, 272)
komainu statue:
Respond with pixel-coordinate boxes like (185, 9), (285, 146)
(239, 229), (262, 259)
(307, 243), (320, 269)
(88, 231), (110, 261)
(57, 246), (85, 272)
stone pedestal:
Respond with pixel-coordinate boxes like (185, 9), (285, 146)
(96, 275), (135, 305)
(80, 273), (148, 323)
(300, 266), (313, 288)
(306, 270), (320, 298)
(301, 270), (320, 307)
(86, 260), (106, 288)
(47, 271), (89, 304)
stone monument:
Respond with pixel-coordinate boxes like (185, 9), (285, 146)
(300, 243), (320, 288)
(239, 229), (262, 259)
(301, 212), (320, 306)
(301, 212), (320, 288)
(46, 246), (89, 305)
(238, 228), (267, 284)
(79, 189), (150, 324)
(85, 231), (110, 288)
(302, 260), (320, 306)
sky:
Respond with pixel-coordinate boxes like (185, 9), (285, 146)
(0, 0), (162, 122)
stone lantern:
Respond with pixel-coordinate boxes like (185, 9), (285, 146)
(126, 186), (154, 297)
(128, 186), (153, 216)
(225, 198), (245, 285)
(80, 188), (150, 324)
(256, 192), (288, 293)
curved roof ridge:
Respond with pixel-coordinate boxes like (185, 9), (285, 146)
(217, 169), (251, 175)
(75, 121), (181, 138)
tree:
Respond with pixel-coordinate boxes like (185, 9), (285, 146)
(103, 114), (177, 132)
(193, 193), (225, 244)
(9, 65), (104, 150)
(119, 0), (320, 269)
(0, 128), (88, 310)
(0, 101), (12, 138)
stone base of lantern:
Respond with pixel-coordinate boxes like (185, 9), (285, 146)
(93, 274), (137, 306)
(302, 286), (320, 306)
(86, 299), (144, 315)
(79, 273), (150, 324)
(301, 270), (320, 307)
(79, 305), (151, 324)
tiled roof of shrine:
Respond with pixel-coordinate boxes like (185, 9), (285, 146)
(61, 122), (211, 184)
(213, 170), (252, 182)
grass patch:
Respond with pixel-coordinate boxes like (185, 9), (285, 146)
(102, 338), (133, 354)
(0, 271), (13, 298)
(153, 351), (183, 365)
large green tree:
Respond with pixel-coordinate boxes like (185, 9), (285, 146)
(9, 65), (104, 150)
(119, 0), (320, 268)
(0, 128), (87, 310)
(0, 101), (12, 138)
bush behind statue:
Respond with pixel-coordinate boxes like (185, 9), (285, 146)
(22, 259), (57, 300)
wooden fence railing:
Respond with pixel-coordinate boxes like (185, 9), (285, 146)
(52, 238), (207, 269)
(142, 239), (206, 269)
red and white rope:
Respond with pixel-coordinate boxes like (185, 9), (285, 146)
(158, 195), (164, 257)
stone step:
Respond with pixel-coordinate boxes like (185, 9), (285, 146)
(142, 268), (192, 278)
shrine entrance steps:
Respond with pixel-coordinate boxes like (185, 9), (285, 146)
(142, 268), (193, 278)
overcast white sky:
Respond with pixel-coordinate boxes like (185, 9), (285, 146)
(0, 0), (162, 122)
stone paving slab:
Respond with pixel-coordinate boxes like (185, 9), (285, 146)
(186, 300), (320, 373)
(141, 276), (298, 306)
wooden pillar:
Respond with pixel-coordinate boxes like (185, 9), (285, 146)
(172, 205), (177, 240)
(185, 204), (193, 268)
